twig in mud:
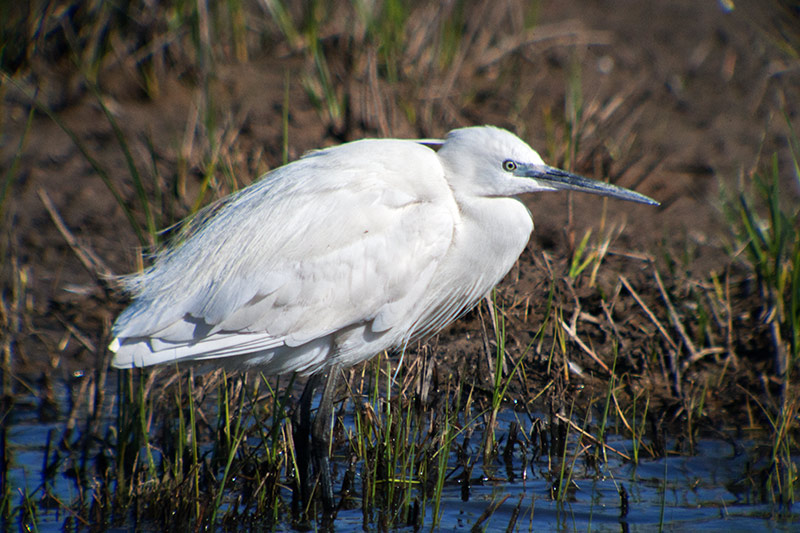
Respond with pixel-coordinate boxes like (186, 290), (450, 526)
(559, 316), (610, 374)
(477, 21), (612, 68)
(605, 249), (656, 263)
(600, 299), (622, 343)
(54, 315), (97, 353)
(620, 275), (682, 395)
(38, 188), (118, 291)
(653, 268), (699, 359)
(620, 276), (676, 351)
(683, 347), (726, 368)
(470, 494), (511, 533)
(554, 413), (631, 461)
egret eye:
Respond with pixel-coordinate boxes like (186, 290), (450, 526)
(502, 160), (517, 172)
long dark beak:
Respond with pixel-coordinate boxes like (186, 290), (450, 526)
(518, 164), (659, 206)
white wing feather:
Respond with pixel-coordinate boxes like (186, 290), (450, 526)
(111, 139), (459, 375)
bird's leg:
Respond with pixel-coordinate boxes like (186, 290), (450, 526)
(312, 364), (341, 516)
(292, 372), (322, 513)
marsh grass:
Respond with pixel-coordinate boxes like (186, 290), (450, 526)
(721, 118), (800, 514)
(79, 357), (528, 529)
(18, 319), (640, 531)
(6, 329), (795, 531)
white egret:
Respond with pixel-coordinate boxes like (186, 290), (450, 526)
(109, 126), (658, 513)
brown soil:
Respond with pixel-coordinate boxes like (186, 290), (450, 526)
(2, 0), (799, 431)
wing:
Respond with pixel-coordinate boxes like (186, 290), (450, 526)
(111, 139), (459, 374)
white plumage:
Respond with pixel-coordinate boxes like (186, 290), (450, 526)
(110, 126), (656, 375)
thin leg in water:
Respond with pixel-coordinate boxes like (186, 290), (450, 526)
(312, 364), (341, 515)
(292, 372), (322, 511)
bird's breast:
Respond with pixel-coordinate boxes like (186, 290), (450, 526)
(454, 196), (533, 281)
(413, 196), (533, 334)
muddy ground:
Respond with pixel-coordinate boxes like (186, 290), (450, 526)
(2, 0), (799, 432)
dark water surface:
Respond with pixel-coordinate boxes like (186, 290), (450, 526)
(4, 380), (797, 532)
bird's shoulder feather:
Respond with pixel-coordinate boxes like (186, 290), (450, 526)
(112, 140), (460, 366)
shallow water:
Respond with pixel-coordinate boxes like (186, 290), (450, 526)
(3, 382), (798, 532)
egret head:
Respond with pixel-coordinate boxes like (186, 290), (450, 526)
(436, 126), (658, 206)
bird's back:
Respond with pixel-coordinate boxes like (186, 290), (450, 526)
(111, 138), (466, 374)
